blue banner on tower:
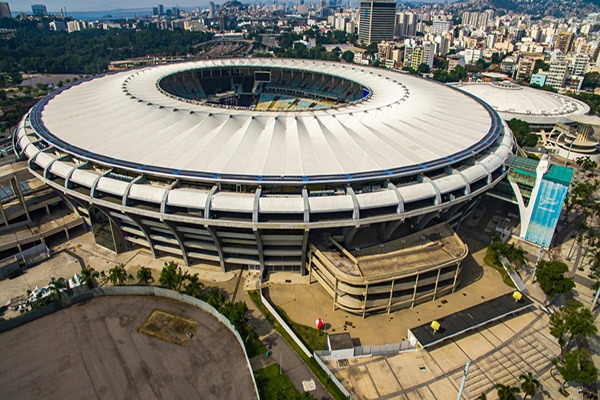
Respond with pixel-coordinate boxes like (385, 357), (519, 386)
(524, 179), (568, 248)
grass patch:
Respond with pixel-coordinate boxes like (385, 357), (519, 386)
(255, 364), (309, 400)
(138, 309), (197, 346)
(248, 291), (347, 400)
(245, 330), (267, 358)
(270, 304), (327, 352)
(483, 250), (517, 288)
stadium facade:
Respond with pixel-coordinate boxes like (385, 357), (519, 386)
(15, 59), (514, 313)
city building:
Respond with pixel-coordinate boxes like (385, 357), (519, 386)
(554, 32), (574, 54)
(358, 0), (396, 44)
(0, 2), (11, 18)
(31, 4), (47, 16)
(15, 59), (513, 306)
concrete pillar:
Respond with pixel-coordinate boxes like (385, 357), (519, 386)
(411, 273), (420, 308)
(432, 268), (442, 301)
(11, 176), (30, 221)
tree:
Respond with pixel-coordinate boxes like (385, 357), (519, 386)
(519, 372), (541, 400)
(341, 50), (354, 63)
(582, 71), (600, 90)
(535, 260), (575, 299)
(80, 266), (99, 289)
(48, 277), (68, 300)
(507, 118), (538, 147)
(554, 349), (598, 390)
(158, 261), (188, 291)
(495, 383), (519, 400)
(184, 273), (204, 298)
(107, 263), (128, 286)
(534, 59), (550, 72)
(417, 63), (430, 74)
(575, 156), (597, 175)
(204, 286), (226, 308)
(136, 266), (153, 285)
(549, 300), (597, 356)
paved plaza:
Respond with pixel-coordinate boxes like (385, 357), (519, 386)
(0, 296), (256, 400)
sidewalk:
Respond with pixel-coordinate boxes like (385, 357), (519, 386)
(238, 280), (333, 400)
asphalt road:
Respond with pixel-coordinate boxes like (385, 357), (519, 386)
(0, 296), (257, 400)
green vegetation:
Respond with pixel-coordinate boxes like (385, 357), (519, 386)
(519, 372), (542, 400)
(507, 118), (538, 148)
(565, 91), (600, 115)
(535, 260), (575, 299)
(549, 300), (597, 357)
(484, 239), (527, 287)
(495, 383), (519, 400)
(432, 65), (467, 83)
(553, 348), (598, 390)
(0, 19), (213, 75)
(248, 291), (347, 400)
(254, 364), (314, 400)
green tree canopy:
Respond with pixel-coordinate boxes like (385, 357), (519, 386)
(495, 383), (519, 400)
(549, 300), (597, 355)
(507, 118), (538, 147)
(519, 372), (541, 400)
(341, 50), (354, 63)
(554, 349), (598, 388)
(536, 260), (575, 298)
(582, 71), (600, 90)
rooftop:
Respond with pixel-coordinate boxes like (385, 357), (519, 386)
(32, 59), (502, 185)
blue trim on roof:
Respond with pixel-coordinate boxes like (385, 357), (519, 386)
(28, 74), (506, 186)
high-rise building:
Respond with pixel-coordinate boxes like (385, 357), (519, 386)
(0, 2), (11, 18)
(31, 4), (47, 16)
(554, 32), (574, 54)
(358, 0), (396, 44)
(158, 4), (164, 16)
(208, 2), (215, 18)
(432, 20), (452, 35)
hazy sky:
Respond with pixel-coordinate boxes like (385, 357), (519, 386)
(9, 1), (211, 12)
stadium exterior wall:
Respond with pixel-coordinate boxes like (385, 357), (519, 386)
(14, 61), (515, 276)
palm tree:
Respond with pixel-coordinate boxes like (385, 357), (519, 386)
(184, 273), (203, 298)
(107, 264), (128, 286)
(520, 372), (541, 400)
(495, 383), (519, 400)
(80, 266), (99, 289)
(136, 267), (153, 284)
(48, 277), (68, 300)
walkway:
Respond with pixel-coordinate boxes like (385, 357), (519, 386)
(239, 283), (332, 400)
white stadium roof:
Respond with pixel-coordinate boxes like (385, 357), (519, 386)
(453, 81), (590, 126)
(31, 59), (503, 185)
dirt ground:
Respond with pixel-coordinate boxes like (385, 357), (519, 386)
(0, 296), (256, 400)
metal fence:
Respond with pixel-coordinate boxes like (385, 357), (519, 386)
(315, 340), (415, 359)
(259, 289), (313, 358)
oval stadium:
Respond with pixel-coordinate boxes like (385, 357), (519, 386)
(15, 59), (515, 315)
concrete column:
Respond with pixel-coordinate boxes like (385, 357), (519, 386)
(300, 229), (309, 275)
(362, 283), (368, 319)
(452, 262), (461, 293)
(343, 226), (358, 248)
(382, 219), (403, 242)
(164, 220), (190, 266)
(0, 202), (8, 226)
(127, 214), (157, 258)
(206, 225), (225, 272)
(411, 273), (420, 308)
(254, 229), (264, 273)
(432, 268), (442, 301)
(11, 176), (30, 221)
(387, 279), (395, 314)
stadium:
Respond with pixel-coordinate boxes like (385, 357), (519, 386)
(15, 59), (514, 314)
